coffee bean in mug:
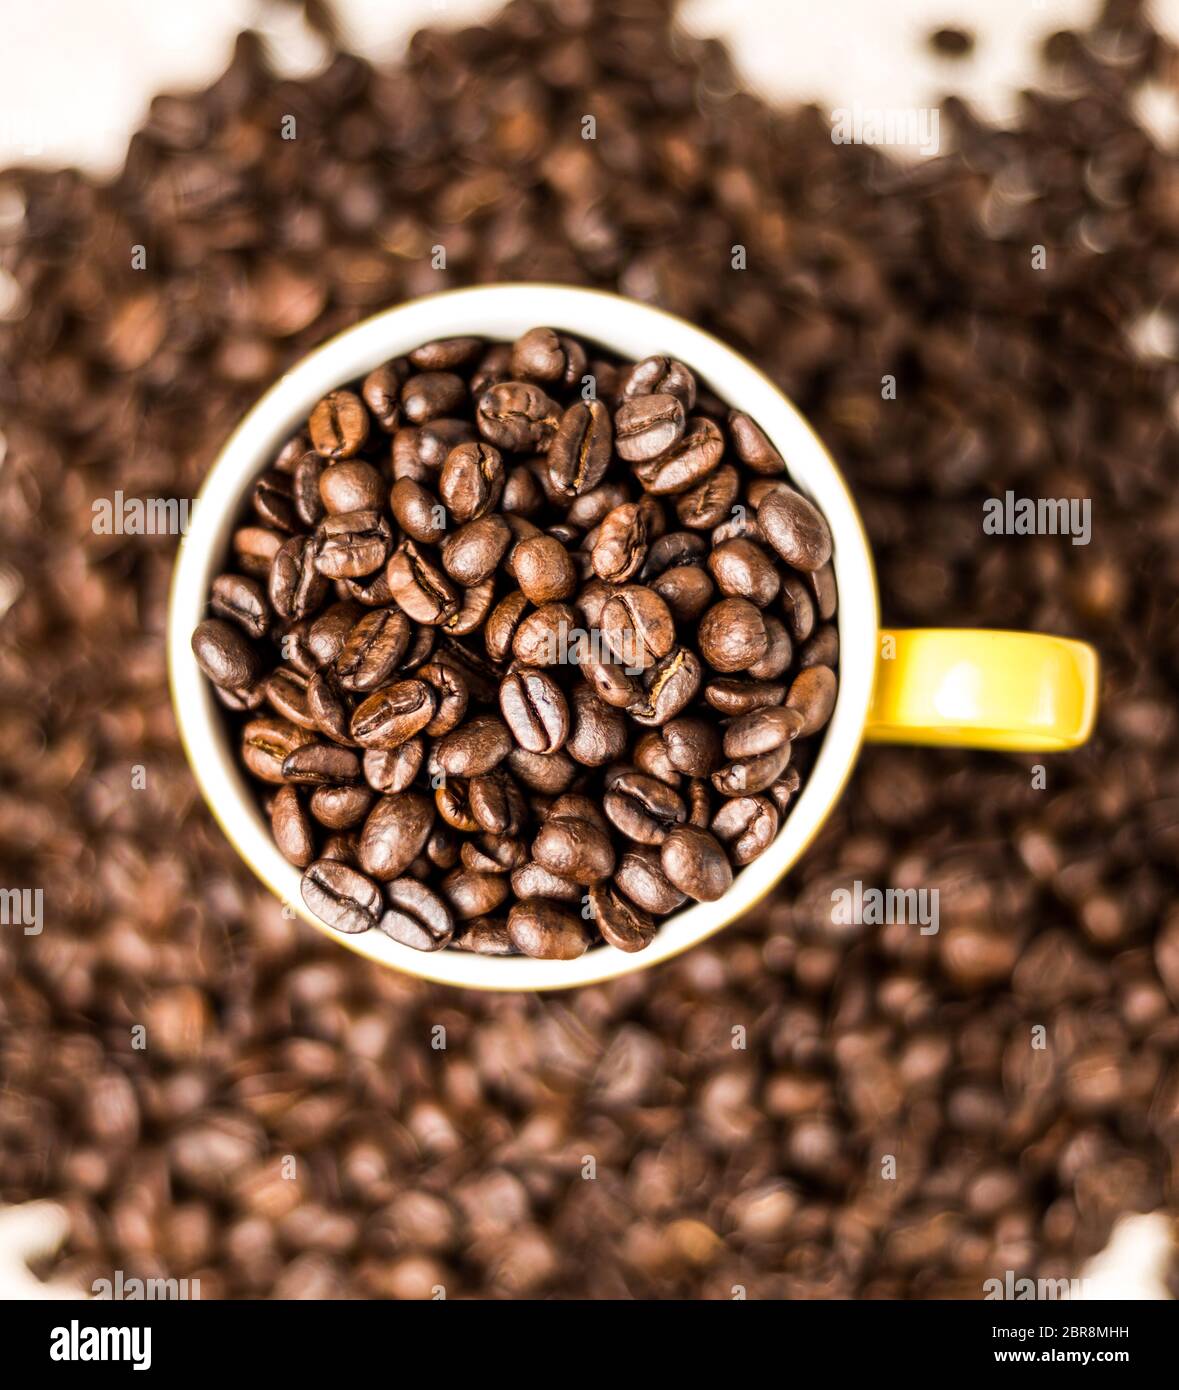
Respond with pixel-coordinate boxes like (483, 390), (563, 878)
(196, 328), (838, 958)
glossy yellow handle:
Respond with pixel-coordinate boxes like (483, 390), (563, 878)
(866, 629), (1099, 751)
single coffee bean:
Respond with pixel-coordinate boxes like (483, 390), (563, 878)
(590, 883), (657, 953)
(599, 585), (675, 671)
(532, 816), (615, 884)
(614, 392), (685, 462)
(512, 535), (577, 603)
(651, 564), (714, 621)
(510, 861), (582, 903)
(436, 714), (513, 777)
(785, 664), (838, 736)
(616, 844), (687, 915)
(307, 601), (362, 666)
(809, 561), (837, 620)
(314, 510), (392, 579)
(306, 667), (355, 745)
(335, 608), (411, 692)
(320, 459), (384, 515)
(253, 469), (298, 532)
(729, 410), (785, 474)
(547, 399), (612, 495)
(272, 785), (316, 867)
(266, 667), (317, 729)
(712, 742), (792, 797)
(708, 538), (780, 606)
(799, 623), (839, 670)
(780, 572), (816, 643)
(386, 542), (459, 625)
(632, 417), (724, 495)
(566, 684), (627, 766)
(675, 463), (740, 530)
(401, 371), (466, 424)
(662, 716), (722, 777)
(485, 589), (530, 664)
(390, 477), (448, 544)
(192, 618), (262, 690)
(444, 577), (495, 636)
(379, 877), (455, 952)
(603, 770), (687, 844)
(470, 770), (527, 836)
(508, 898), (590, 959)
(439, 441), (504, 522)
(269, 536), (328, 621)
(704, 677), (788, 716)
(711, 794), (780, 866)
(567, 480), (630, 530)
(358, 791), (434, 881)
(511, 602), (577, 667)
(723, 705), (804, 759)
(233, 524), (283, 577)
(441, 867), (510, 920)
(620, 355), (697, 408)
(511, 326), (585, 385)
(309, 389), (369, 459)
(361, 360), (407, 431)
(309, 783), (374, 830)
(293, 451), (325, 527)
(659, 825), (733, 902)
(626, 646), (702, 726)
(643, 530), (708, 578)
(757, 487), (833, 572)
(416, 660), (469, 736)
(281, 742), (362, 785)
(440, 514), (512, 587)
(210, 574), (269, 639)
(363, 741), (424, 794)
(435, 778), (481, 833)
(591, 501), (652, 583)
(747, 615), (793, 680)
(698, 597), (768, 673)
(499, 668), (569, 753)
(476, 381), (561, 452)
(686, 778), (712, 829)
(635, 731), (683, 786)
(453, 916), (516, 955)
(301, 859), (385, 933)
(349, 679), (436, 749)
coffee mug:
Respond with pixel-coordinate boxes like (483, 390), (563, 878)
(167, 284), (1099, 991)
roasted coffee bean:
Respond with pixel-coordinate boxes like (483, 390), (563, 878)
(532, 816), (615, 884)
(281, 743), (362, 785)
(614, 393), (685, 462)
(309, 783), (374, 830)
(699, 597), (768, 672)
(293, 451), (325, 527)
(711, 794), (779, 866)
(757, 487), (833, 572)
(361, 360), (407, 431)
(511, 326), (585, 386)
(265, 667), (316, 729)
(436, 715), (513, 777)
(809, 561), (837, 621)
(441, 868), (511, 920)
(469, 771), (527, 836)
(439, 441), (504, 522)
(335, 609), (411, 692)
(445, 577), (495, 635)
(708, 538), (780, 606)
(712, 742), (792, 797)
(704, 677), (788, 716)
(301, 860), (384, 933)
(314, 510), (392, 579)
(272, 785), (315, 867)
(632, 417), (724, 494)
(499, 668), (569, 753)
(309, 389), (369, 459)
(590, 883), (657, 953)
(233, 524), (283, 577)
(651, 564), (714, 622)
(307, 602), (361, 666)
(780, 572), (816, 643)
(415, 660), (468, 737)
(452, 916), (515, 955)
(643, 530), (708, 577)
(501, 463), (545, 517)
(547, 399), (612, 495)
(662, 716), (722, 777)
(210, 574), (269, 639)
(627, 646), (702, 726)
(785, 665), (838, 736)
(269, 536), (328, 621)
(379, 878), (454, 952)
(386, 542), (459, 625)
(512, 535), (577, 603)
(319, 459), (384, 515)
(747, 615), (794, 680)
(390, 477), (447, 544)
(253, 469), (298, 532)
(440, 515), (512, 587)
(192, 618), (262, 690)
(349, 680), (436, 749)
(620, 355), (696, 408)
(511, 602), (577, 667)
(676, 464), (740, 530)
(635, 731), (682, 785)
(800, 624), (839, 670)
(306, 667), (354, 745)
(508, 899), (590, 960)
(723, 706), (804, 759)
(616, 844), (687, 915)
(435, 778), (481, 833)
(599, 586), (675, 671)
(566, 684), (627, 766)
(591, 501), (653, 583)
(510, 862), (582, 904)
(659, 826), (733, 902)
(363, 741), (424, 795)
(358, 791), (434, 881)
(728, 410), (785, 475)
(476, 381), (561, 452)
(401, 371), (466, 424)
(484, 589), (530, 665)
(241, 717), (316, 783)
(604, 771), (687, 845)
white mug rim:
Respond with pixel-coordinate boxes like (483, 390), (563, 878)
(167, 284), (879, 990)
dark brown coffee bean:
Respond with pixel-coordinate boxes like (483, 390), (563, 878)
(210, 574), (269, 639)
(363, 740), (424, 794)
(310, 389), (369, 459)
(379, 878), (454, 952)
(416, 660), (469, 737)
(566, 684), (627, 766)
(659, 826), (733, 902)
(643, 530), (708, 578)
(437, 715), (513, 777)
(485, 590), (530, 664)
(293, 451), (326, 527)
(386, 542), (459, 625)
(233, 525), (283, 577)
(401, 371), (466, 424)
(616, 845), (687, 915)
(253, 469), (298, 532)
(747, 615), (793, 680)
(453, 917), (515, 955)
(470, 771), (527, 836)
(662, 717), (722, 777)
(712, 742), (792, 797)
(635, 731), (683, 786)
(676, 464), (740, 530)
(729, 410), (785, 474)
(614, 392), (685, 462)
(389, 477), (447, 544)
(361, 360), (407, 431)
(708, 538), (780, 606)
(626, 646), (702, 726)
(358, 791), (434, 881)
(242, 717), (316, 783)
(438, 442), (504, 523)
(301, 860), (384, 933)
(266, 667), (317, 729)
(566, 481), (630, 530)
(603, 771), (687, 845)
(501, 463), (545, 517)
(620, 355), (696, 408)
(309, 783), (374, 830)
(315, 510), (392, 579)
(723, 706), (804, 759)
(785, 665), (837, 736)
(809, 561), (837, 621)
(512, 535), (577, 603)
(508, 898), (590, 959)
(444, 576), (495, 636)
(651, 564), (714, 622)
(599, 586), (675, 671)
(441, 868), (510, 920)
(704, 678), (788, 716)
(499, 668), (569, 753)
(336, 609), (411, 692)
(306, 602), (360, 666)
(192, 618), (262, 690)
(306, 667), (354, 745)
(799, 623), (839, 670)
(532, 816), (614, 884)
(711, 794), (779, 866)
(591, 501), (654, 584)
(476, 381), (561, 452)
(435, 778), (480, 833)
(409, 337), (482, 371)
(632, 417), (724, 494)
(699, 597), (768, 673)
(281, 742), (362, 785)
(511, 603), (577, 667)
(590, 883), (656, 953)
(269, 536), (328, 621)
(511, 861), (582, 904)
(511, 327), (585, 385)
(320, 459), (385, 515)
(547, 399), (612, 495)
(272, 785), (315, 867)
(780, 572), (816, 643)
(757, 487), (833, 572)
(441, 515), (512, 587)
(350, 680), (436, 749)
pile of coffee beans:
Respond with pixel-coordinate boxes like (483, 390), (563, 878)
(3, 0), (1178, 1298)
(192, 334), (838, 957)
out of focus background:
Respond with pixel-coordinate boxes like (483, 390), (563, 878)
(1, 0), (1178, 1299)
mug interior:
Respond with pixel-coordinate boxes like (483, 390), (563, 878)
(167, 284), (879, 990)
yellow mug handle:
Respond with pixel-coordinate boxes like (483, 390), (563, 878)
(866, 629), (1099, 752)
